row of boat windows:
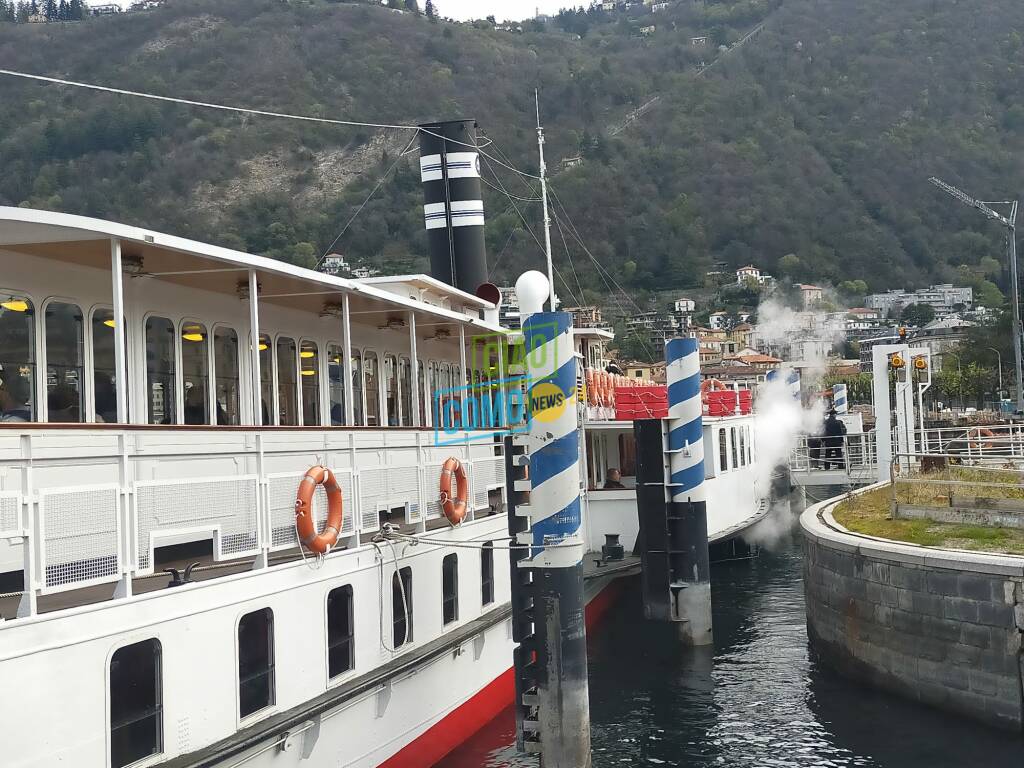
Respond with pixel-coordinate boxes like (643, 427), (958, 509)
(0, 297), (478, 426)
(718, 425), (754, 473)
(108, 547), (495, 768)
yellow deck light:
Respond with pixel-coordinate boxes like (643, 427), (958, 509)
(300, 350), (316, 359)
(1, 299), (29, 312)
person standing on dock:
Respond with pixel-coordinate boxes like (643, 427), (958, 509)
(823, 410), (847, 469)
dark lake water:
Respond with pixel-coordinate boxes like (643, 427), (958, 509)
(440, 503), (1024, 768)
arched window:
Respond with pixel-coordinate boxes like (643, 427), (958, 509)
(350, 349), (364, 425)
(738, 427), (746, 467)
(300, 340), (320, 427)
(0, 293), (35, 422)
(258, 333), (273, 426)
(214, 327), (239, 425)
(730, 427), (739, 469)
(276, 337), (298, 426)
(181, 321), (209, 425)
(399, 356), (412, 427)
(145, 316), (176, 424)
(327, 585), (354, 678)
(327, 344), (346, 426)
(238, 608), (275, 718)
(364, 352), (380, 427)
(91, 309), (120, 424)
(481, 542), (494, 606)
(45, 301), (84, 423)
(383, 353), (398, 426)
(418, 361), (428, 427)
(718, 429), (728, 473)
(110, 639), (162, 768)
(392, 566), (413, 647)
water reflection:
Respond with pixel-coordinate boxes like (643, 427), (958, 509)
(440, 513), (1024, 768)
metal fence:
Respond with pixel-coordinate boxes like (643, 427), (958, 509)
(789, 433), (877, 477)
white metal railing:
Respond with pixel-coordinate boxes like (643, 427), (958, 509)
(0, 428), (506, 614)
(789, 432), (877, 475)
(913, 423), (1024, 461)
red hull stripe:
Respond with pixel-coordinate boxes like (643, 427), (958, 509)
(380, 581), (626, 768)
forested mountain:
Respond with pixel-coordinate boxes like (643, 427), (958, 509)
(0, 0), (1022, 309)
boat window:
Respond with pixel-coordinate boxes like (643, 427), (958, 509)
(327, 344), (346, 426)
(364, 352), (380, 427)
(618, 433), (637, 477)
(442, 553), (458, 625)
(392, 566), (413, 647)
(481, 542), (494, 607)
(747, 426), (754, 463)
(181, 322), (210, 425)
(351, 349), (364, 425)
(383, 353), (398, 426)
(327, 584), (354, 678)
(44, 301), (84, 423)
(718, 429), (728, 473)
(214, 327), (240, 425)
(277, 337), (298, 426)
(238, 608), (275, 718)
(300, 340), (320, 427)
(738, 427), (746, 467)
(429, 361), (441, 425)
(258, 333), (273, 426)
(110, 638), (162, 768)
(418, 361), (428, 426)
(145, 316), (177, 424)
(399, 355), (412, 427)
(731, 427), (739, 469)
(91, 309), (120, 424)
(0, 294), (35, 422)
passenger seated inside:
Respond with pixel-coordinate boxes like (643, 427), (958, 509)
(47, 384), (79, 423)
(94, 373), (117, 423)
(184, 385), (207, 425)
(603, 468), (626, 489)
(0, 371), (31, 422)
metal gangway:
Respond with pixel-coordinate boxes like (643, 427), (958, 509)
(787, 423), (1024, 487)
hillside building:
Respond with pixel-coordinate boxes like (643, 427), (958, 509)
(797, 284), (824, 309)
(864, 284), (973, 318)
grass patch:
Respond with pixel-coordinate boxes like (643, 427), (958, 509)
(832, 482), (1024, 555)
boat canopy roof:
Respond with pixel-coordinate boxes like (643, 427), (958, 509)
(0, 206), (502, 334)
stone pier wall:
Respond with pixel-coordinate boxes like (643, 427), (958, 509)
(801, 488), (1024, 731)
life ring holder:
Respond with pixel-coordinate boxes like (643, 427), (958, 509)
(439, 457), (470, 526)
(700, 378), (727, 396)
(295, 465), (344, 557)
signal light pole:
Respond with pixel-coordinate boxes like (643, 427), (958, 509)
(928, 176), (1022, 412)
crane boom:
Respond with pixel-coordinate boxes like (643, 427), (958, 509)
(928, 176), (1012, 227)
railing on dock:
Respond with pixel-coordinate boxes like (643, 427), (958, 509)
(788, 433), (877, 476)
(0, 428), (505, 615)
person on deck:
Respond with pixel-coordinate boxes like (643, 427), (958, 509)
(823, 410), (847, 469)
(603, 468), (626, 489)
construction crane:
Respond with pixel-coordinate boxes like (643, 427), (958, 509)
(928, 176), (1022, 413)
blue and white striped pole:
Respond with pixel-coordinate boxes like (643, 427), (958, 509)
(511, 271), (590, 767)
(832, 383), (848, 414)
(767, 367), (802, 401)
(664, 338), (713, 645)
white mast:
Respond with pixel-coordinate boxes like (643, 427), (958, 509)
(535, 88), (557, 311)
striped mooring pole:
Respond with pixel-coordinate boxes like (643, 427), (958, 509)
(663, 337), (713, 645)
(832, 383), (848, 414)
(510, 285), (591, 767)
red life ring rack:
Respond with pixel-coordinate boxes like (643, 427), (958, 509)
(700, 378), (727, 396)
(295, 465), (344, 554)
(440, 457), (470, 525)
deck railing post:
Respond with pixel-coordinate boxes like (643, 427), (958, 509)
(342, 294), (355, 426)
(17, 434), (36, 618)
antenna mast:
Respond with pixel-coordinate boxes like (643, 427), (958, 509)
(536, 89), (557, 311)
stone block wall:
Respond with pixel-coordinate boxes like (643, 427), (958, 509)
(802, 495), (1024, 731)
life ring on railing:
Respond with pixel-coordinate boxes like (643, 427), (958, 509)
(700, 378), (727, 396)
(295, 465), (344, 555)
(967, 427), (995, 450)
(440, 457), (470, 525)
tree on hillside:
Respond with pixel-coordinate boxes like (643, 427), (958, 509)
(1, 1), (15, 22)
(42, 0), (55, 20)
(57, 0), (66, 20)
(68, 0), (81, 19)
(425, 0), (435, 19)
(900, 303), (935, 327)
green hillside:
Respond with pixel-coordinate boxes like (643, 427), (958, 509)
(0, 0), (1021, 308)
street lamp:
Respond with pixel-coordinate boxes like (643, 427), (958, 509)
(987, 346), (1004, 397)
(928, 177), (1022, 412)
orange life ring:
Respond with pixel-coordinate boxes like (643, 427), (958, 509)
(295, 465), (344, 554)
(440, 457), (470, 525)
(700, 378), (727, 395)
(967, 427), (995, 450)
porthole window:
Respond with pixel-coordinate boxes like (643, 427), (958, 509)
(327, 585), (354, 678)
(145, 316), (176, 424)
(45, 301), (85, 423)
(238, 608), (275, 718)
(110, 639), (162, 768)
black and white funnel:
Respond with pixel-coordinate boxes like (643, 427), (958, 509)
(418, 119), (488, 295)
